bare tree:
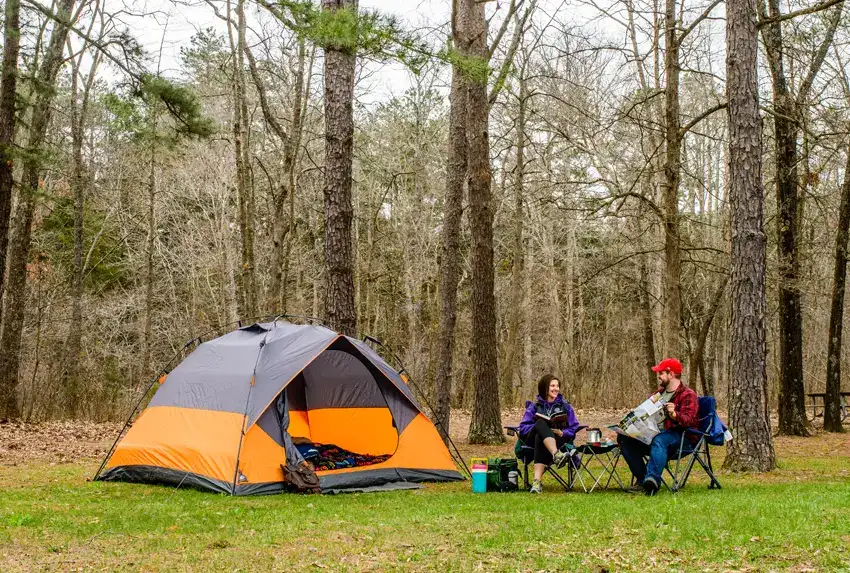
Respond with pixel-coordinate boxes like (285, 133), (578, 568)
(759, 0), (844, 436)
(824, 146), (850, 433)
(0, 0), (21, 329)
(433, 0), (469, 442)
(0, 0), (79, 419)
(501, 61), (529, 404)
(226, 0), (257, 319)
(465, 0), (503, 444)
(322, 0), (357, 336)
(0, 0), (22, 417)
(724, 0), (776, 471)
(252, 37), (308, 313)
(62, 6), (104, 413)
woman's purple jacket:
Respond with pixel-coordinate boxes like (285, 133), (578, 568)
(517, 394), (581, 440)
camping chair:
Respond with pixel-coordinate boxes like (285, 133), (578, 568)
(504, 425), (581, 491)
(629, 396), (725, 493)
(664, 395), (724, 492)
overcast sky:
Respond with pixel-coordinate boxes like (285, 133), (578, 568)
(111, 0), (453, 102)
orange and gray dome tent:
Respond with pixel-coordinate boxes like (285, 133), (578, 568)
(94, 321), (464, 494)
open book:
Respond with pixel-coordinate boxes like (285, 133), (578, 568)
(535, 411), (568, 426)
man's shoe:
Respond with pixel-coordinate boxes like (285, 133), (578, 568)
(625, 484), (644, 494)
(643, 476), (659, 496)
(530, 480), (543, 494)
(552, 449), (570, 469)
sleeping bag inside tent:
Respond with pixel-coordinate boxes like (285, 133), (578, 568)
(96, 322), (463, 494)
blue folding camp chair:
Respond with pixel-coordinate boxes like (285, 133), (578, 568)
(630, 396), (725, 493)
(664, 395), (725, 492)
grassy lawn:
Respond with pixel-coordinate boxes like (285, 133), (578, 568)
(2, 437), (849, 572)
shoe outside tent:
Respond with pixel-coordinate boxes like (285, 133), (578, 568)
(94, 320), (464, 494)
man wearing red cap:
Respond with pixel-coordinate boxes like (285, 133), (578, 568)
(617, 357), (699, 495)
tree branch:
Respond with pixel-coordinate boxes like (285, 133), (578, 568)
(677, 0), (723, 45)
(757, 0), (843, 26)
(488, 0), (521, 60)
(680, 102), (727, 137)
(796, 0), (844, 106)
(20, 0), (144, 79)
(244, 43), (291, 146)
(489, 0), (536, 106)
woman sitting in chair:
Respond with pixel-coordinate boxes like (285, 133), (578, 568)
(517, 374), (581, 494)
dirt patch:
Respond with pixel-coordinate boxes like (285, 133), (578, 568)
(0, 419), (121, 466)
(1, 408), (846, 468)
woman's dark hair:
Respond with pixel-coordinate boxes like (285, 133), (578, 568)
(537, 374), (560, 400)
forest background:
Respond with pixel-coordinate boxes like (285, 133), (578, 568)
(0, 0), (847, 454)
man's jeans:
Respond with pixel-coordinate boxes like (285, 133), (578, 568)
(617, 429), (684, 485)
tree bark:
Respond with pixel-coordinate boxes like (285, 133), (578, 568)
(724, 0), (776, 471)
(322, 0), (357, 337)
(63, 48), (99, 415)
(824, 147), (850, 432)
(692, 276), (728, 396)
(501, 71), (527, 405)
(0, 0), (76, 420)
(227, 0), (256, 320)
(760, 0), (843, 436)
(142, 139), (156, 378)
(639, 254), (657, 391)
(464, 0), (503, 444)
(0, 0), (22, 418)
(433, 7), (468, 443)
(661, 0), (683, 358)
(0, 0), (21, 331)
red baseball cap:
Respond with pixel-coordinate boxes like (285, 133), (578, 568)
(651, 358), (683, 375)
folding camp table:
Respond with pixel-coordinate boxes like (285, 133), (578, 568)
(571, 442), (627, 493)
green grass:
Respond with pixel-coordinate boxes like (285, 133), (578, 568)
(1, 454), (849, 572)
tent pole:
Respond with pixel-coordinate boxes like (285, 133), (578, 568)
(362, 335), (471, 479)
(396, 370), (471, 479)
(92, 340), (195, 481)
(230, 333), (269, 495)
(93, 314), (278, 483)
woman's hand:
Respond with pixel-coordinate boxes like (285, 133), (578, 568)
(553, 429), (563, 438)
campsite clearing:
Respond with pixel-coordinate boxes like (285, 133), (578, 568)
(1, 417), (848, 572)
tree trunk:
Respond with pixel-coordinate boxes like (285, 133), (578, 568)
(661, 0), (682, 358)
(65, 94), (85, 415)
(0, 0), (76, 420)
(432, 13), (468, 443)
(62, 46), (100, 416)
(824, 147), (850, 433)
(142, 142), (156, 378)
(0, 0), (21, 332)
(759, 0), (843, 436)
(773, 108), (808, 436)
(692, 276), (728, 396)
(280, 41), (311, 314)
(62, 62), (88, 414)
(322, 0), (357, 337)
(464, 0), (503, 444)
(724, 0), (776, 471)
(227, 0), (256, 320)
(249, 35), (306, 314)
(501, 72), (527, 405)
(639, 254), (657, 391)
